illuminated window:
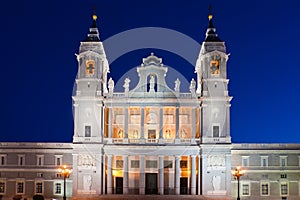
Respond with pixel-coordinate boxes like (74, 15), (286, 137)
(16, 181), (24, 194)
(180, 160), (188, 168)
(261, 182), (269, 196)
(116, 160), (123, 168)
(0, 181), (5, 194)
(35, 182), (43, 194)
(85, 60), (95, 75)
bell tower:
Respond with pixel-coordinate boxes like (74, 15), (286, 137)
(197, 11), (232, 197)
(72, 13), (108, 196)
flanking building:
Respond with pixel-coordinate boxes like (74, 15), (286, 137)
(0, 13), (299, 200)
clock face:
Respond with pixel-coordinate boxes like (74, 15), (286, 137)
(210, 56), (220, 75)
(86, 60), (95, 75)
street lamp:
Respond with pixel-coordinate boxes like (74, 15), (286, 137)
(232, 166), (245, 200)
(58, 165), (72, 200)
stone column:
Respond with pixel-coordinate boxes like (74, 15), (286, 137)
(191, 155), (196, 195)
(198, 155), (201, 195)
(95, 153), (102, 195)
(191, 108), (196, 143)
(159, 108), (164, 143)
(108, 107), (112, 143)
(140, 107), (145, 143)
(175, 107), (180, 144)
(124, 107), (128, 143)
(139, 155), (145, 194)
(107, 155), (113, 194)
(175, 155), (180, 194)
(73, 104), (79, 137)
(72, 154), (78, 196)
(123, 155), (129, 194)
(159, 156), (164, 195)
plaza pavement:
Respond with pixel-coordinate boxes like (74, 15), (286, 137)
(72, 195), (231, 200)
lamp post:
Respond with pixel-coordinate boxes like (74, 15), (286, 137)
(58, 165), (72, 200)
(232, 166), (245, 200)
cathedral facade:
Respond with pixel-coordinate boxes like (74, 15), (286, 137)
(0, 13), (299, 200)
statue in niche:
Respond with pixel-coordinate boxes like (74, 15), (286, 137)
(147, 112), (157, 124)
(83, 175), (92, 191)
(180, 129), (187, 138)
(189, 78), (196, 95)
(123, 78), (130, 93)
(108, 77), (114, 95)
(165, 129), (171, 138)
(212, 175), (221, 191)
(149, 75), (155, 92)
(118, 129), (124, 138)
(133, 129), (138, 138)
(174, 78), (180, 92)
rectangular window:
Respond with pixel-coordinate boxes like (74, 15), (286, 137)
(16, 181), (24, 194)
(242, 156), (249, 167)
(0, 155), (6, 166)
(36, 155), (44, 166)
(180, 160), (188, 168)
(116, 160), (123, 168)
(146, 160), (157, 168)
(213, 126), (219, 137)
(54, 182), (62, 194)
(37, 173), (43, 178)
(85, 125), (91, 137)
(280, 156), (287, 167)
(242, 184), (250, 196)
(0, 181), (5, 194)
(131, 160), (139, 168)
(261, 156), (268, 167)
(56, 173), (62, 178)
(164, 160), (173, 168)
(261, 183), (269, 196)
(55, 155), (62, 166)
(280, 174), (287, 179)
(281, 183), (288, 196)
(18, 155), (25, 166)
(35, 182), (43, 194)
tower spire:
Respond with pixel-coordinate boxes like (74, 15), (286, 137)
(83, 7), (100, 42)
(205, 5), (222, 42)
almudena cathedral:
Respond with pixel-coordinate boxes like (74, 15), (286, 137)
(0, 12), (300, 200)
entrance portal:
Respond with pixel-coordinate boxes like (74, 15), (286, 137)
(116, 177), (123, 194)
(145, 173), (158, 194)
(180, 177), (188, 194)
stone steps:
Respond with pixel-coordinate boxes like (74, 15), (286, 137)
(72, 195), (231, 200)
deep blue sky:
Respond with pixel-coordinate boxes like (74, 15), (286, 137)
(0, 0), (299, 143)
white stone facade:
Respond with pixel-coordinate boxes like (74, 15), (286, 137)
(0, 14), (299, 200)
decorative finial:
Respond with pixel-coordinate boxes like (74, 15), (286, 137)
(92, 5), (97, 21)
(208, 4), (213, 20)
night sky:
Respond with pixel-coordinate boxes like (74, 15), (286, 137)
(1, 0), (300, 143)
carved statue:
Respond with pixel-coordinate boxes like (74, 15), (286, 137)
(149, 75), (155, 92)
(212, 175), (221, 191)
(189, 78), (196, 95)
(83, 175), (92, 191)
(108, 77), (114, 95)
(123, 78), (130, 93)
(174, 78), (180, 92)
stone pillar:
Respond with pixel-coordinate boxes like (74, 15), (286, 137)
(191, 155), (196, 195)
(139, 155), (145, 194)
(123, 155), (129, 194)
(175, 155), (180, 194)
(198, 155), (201, 195)
(140, 107), (145, 143)
(159, 156), (164, 195)
(191, 108), (196, 143)
(72, 154), (78, 196)
(73, 104), (79, 137)
(95, 154), (102, 195)
(124, 107), (128, 143)
(108, 107), (112, 142)
(175, 107), (180, 144)
(107, 155), (113, 194)
(159, 108), (163, 139)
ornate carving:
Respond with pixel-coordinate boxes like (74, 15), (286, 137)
(208, 155), (225, 167)
(78, 154), (96, 167)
